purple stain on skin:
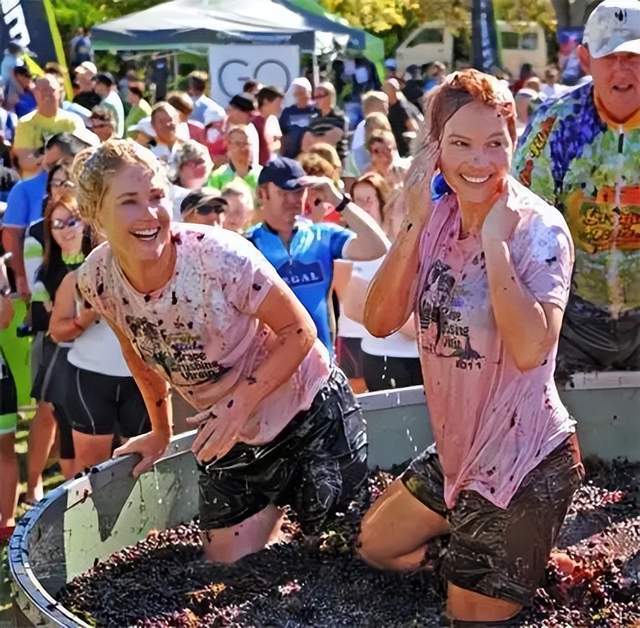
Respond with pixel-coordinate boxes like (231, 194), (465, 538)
(97, 283), (104, 296)
(510, 412), (517, 428)
(252, 283), (262, 291)
(155, 399), (164, 408)
(144, 294), (151, 303)
(122, 297), (129, 305)
(246, 376), (257, 385)
(227, 400), (234, 409)
(187, 321), (193, 329)
(171, 291), (178, 305)
(197, 233), (205, 241)
(296, 328), (303, 334)
(545, 256), (557, 266)
(407, 223), (413, 231)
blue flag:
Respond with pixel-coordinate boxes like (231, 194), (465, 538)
(472, 0), (501, 73)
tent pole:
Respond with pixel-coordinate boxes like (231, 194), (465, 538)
(312, 52), (319, 87)
(173, 52), (179, 90)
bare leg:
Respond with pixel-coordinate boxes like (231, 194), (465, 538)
(72, 430), (114, 470)
(446, 583), (522, 623)
(26, 402), (57, 502)
(0, 433), (18, 526)
(357, 478), (449, 571)
(202, 504), (285, 564)
(59, 458), (76, 480)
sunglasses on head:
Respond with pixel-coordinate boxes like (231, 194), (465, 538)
(194, 202), (226, 215)
(51, 217), (81, 230)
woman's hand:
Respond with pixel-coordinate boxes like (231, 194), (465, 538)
(113, 430), (170, 477)
(482, 179), (521, 243)
(403, 94), (440, 224)
(187, 396), (252, 464)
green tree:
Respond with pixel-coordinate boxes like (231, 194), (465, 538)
(51, 0), (158, 40)
(320, 0), (419, 32)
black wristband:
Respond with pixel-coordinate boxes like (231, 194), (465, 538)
(335, 193), (351, 213)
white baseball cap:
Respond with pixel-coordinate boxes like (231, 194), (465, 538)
(584, 0), (640, 58)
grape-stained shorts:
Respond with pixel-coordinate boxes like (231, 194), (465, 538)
(198, 368), (368, 533)
(402, 434), (583, 606)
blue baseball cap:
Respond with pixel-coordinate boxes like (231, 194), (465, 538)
(258, 157), (307, 190)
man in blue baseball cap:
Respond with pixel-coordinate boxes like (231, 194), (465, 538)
(247, 157), (389, 353)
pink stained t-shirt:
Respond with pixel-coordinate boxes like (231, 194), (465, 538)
(76, 223), (331, 445)
(416, 177), (576, 510)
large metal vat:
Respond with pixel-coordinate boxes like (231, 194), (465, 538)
(9, 374), (639, 626)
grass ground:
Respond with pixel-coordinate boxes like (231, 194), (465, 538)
(0, 409), (65, 621)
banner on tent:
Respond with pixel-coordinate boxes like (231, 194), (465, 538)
(209, 45), (299, 106)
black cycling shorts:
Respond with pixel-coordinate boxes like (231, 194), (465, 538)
(66, 366), (150, 438)
(198, 367), (368, 533)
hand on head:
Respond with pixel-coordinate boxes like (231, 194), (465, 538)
(403, 93), (441, 219)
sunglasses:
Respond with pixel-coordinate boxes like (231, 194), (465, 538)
(51, 179), (74, 189)
(51, 217), (81, 230)
(194, 202), (226, 216)
(314, 91), (329, 98)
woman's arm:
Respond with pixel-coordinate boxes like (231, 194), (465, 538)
(49, 272), (97, 342)
(108, 323), (174, 476)
(190, 280), (318, 463)
(481, 184), (565, 372)
(344, 274), (417, 339)
(332, 259), (352, 303)
(364, 141), (439, 337)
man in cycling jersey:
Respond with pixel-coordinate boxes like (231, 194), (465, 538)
(514, 0), (640, 374)
(247, 158), (389, 353)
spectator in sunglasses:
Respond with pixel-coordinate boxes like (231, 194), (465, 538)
(180, 191), (226, 228)
(89, 106), (116, 143)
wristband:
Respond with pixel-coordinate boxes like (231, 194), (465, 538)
(334, 193), (351, 213)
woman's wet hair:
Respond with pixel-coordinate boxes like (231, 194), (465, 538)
(72, 139), (160, 227)
(427, 69), (516, 144)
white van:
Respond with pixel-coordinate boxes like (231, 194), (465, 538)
(497, 21), (547, 77)
(395, 20), (547, 77)
(396, 21), (454, 71)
